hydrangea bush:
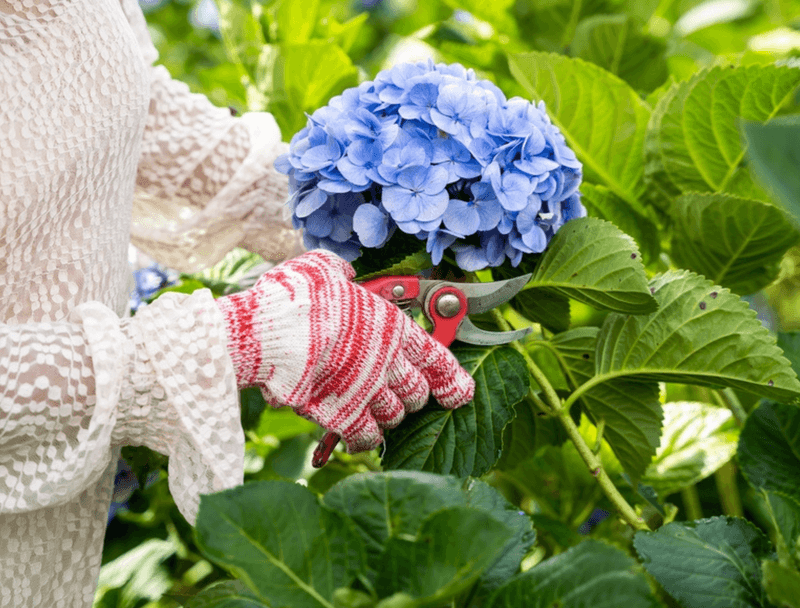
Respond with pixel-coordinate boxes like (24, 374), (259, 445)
(275, 60), (585, 271)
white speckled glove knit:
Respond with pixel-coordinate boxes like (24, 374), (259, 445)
(217, 249), (476, 452)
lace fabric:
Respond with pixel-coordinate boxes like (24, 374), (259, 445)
(0, 0), (304, 604)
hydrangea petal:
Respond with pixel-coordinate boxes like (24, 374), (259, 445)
(353, 203), (391, 247)
(295, 189), (329, 217)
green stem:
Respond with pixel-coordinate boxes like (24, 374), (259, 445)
(717, 388), (748, 427)
(489, 308), (649, 531)
(681, 485), (703, 520)
(715, 460), (744, 517)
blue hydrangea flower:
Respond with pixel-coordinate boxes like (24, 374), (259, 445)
(275, 60), (585, 269)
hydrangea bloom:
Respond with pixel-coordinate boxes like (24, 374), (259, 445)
(275, 60), (585, 271)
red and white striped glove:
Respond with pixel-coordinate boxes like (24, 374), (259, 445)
(216, 250), (475, 453)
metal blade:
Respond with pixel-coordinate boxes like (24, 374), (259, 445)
(454, 317), (533, 345)
(419, 273), (532, 315)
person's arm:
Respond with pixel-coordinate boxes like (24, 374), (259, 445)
(119, 0), (305, 274)
(0, 290), (243, 523)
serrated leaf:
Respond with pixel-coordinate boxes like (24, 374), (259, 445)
(764, 491), (800, 565)
(571, 14), (669, 93)
(273, 0), (320, 43)
(511, 289), (570, 333)
(762, 560), (800, 608)
(508, 51), (652, 216)
(738, 400), (800, 506)
(634, 516), (774, 608)
(743, 115), (800, 229)
(352, 230), (428, 279)
(580, 183), (660, 265)
(381, 346), (529, 477)
(374, 507), (514, 606)
(321, 472), (533, 594)
(670, 192), (799, 295)
(497, 395), (569, 470)
(778, 332), (800, 379)
(551, 327), (662, 480)
(184, 581), (268, 608)
(195, 481), (365, 608)
(642, 401), (740, 497)
(644, 64), (800, 208)
(487, 540), (660, 608)
(523, 217), (657, 314)
(354, 251), (432, 282)
(594, 270), (800, 402)
(462, 480), (536, 597)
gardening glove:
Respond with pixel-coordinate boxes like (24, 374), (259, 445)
(217, 249), (476, 452)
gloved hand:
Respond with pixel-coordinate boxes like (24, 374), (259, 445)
(217, 249), (475, 452)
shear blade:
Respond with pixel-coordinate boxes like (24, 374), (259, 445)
(455, 317), (532, 345)
(460, 273), (532, 314)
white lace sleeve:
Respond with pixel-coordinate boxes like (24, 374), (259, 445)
(120, 0), (306, 273)
(0, 289), (243, 524)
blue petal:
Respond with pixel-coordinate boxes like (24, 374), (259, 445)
(317, 179), (353, 193)
(305, 206), (334, 238)
(417, 190), (449, 222)
(353, 203), (390, 247)
(295, 189), (328, 218)
(274, 153), (293, 174)
(443, 199), (480, 236)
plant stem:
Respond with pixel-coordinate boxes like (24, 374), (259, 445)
(681, 485), (703, 520)
(716, 388), (748, 427)
(489, 308), (650, 531)
(715, 460), (744, 517)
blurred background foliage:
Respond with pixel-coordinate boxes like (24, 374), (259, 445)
(102, 1), (800, 605)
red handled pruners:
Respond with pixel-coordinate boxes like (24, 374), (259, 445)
(311, 272), (533, 468)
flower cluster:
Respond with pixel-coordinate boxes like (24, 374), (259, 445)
(275, 60), (584, 271)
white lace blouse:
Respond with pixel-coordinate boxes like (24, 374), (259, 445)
(0, 1), (305, 604)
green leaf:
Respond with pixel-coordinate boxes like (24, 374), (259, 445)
(441, 0), (518, 37)
(216, 0), (266, 81)
(462, 480), (536, 597)
(551, 327), (662, 480)
(273, 0), (320, 43)
(644, 65), (800, 207)
(382, 346), (529, 477)
(764, 491), (800, 566)
(571, 14), (669, 93)
(95, 539), (176, 608)
(256, 405), (318, 441)
(321, 471), (533, 597)
(487, 540), (660, 608)
(634, 516), (774, 608)
(258, 41), (359, 136)
(738, 400), (800, 506)
(497, 396), (569, 470)
(743, 115), (800, 229)
(195, 481), (366, 608)
(374, 507), (514, 606)
(670, 192), (799, 295)
(778, 332), (800, 379)
(322, 472), (467, 575)
(642, 401), (740, 497)
(593, 270), (800, 402)
(508, 51), (652, 216)
(511, 289), (570, 334)
(523, 217), (658, 314)
(580, 183), (660, 266)
(351, 230), (428, 279)
(762, 560), (800, 608)
(184, 581), (268, 608)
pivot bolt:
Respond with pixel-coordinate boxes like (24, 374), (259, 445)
(436, 293), (461, 318)
(392, 285), (405, 298)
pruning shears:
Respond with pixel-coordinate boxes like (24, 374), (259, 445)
(311, 272), (534, 468)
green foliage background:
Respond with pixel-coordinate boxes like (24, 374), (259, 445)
(99, 1), (800, 607)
